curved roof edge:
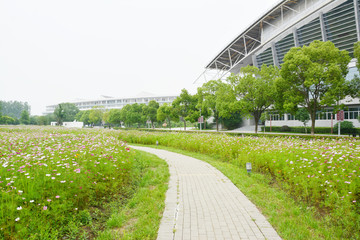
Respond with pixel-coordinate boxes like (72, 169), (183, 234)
(205, 0), (333, 70)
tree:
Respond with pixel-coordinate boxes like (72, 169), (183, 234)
(197, 80), (225, 131)
(0, 116), (16, 125)
(102, 111), (110, 127)
(89, 107), (104, 126)
(120, 104), (145, 127)
(157, 103), (175, 129)
(227, 65), (279, 133)
(53, 103), (79, 125)
(143, 100), (159, 128)
(20, 110), (30, 125)
(54, 104), (65, 125)
(0, 101), (30, 119)
(79, 110), (91, 126)
(279, 40), (351, 135)
(108, 109), (122, 126)
(295, 108), (310, 133)
(172, 89), (198, 130)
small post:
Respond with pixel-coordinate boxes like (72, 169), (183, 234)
(246, 162), (252, 174)
(156, 141), (159, 146)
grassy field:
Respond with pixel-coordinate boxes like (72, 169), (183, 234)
(119, 130), (360, 239)
(0, 126), (169, 239)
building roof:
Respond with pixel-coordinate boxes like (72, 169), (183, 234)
(205, 0), (318, 71)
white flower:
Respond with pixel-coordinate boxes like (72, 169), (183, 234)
(17, 206), (22, 210)
(15, 217), (20, 222)
(46, 174), (50, 177)
(30, 200), (34, 203)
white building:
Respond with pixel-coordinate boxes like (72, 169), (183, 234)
(44, 92), (178, 115)
(200, 0), (360, 128)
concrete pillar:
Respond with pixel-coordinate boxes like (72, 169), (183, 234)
(354, 0), (360, 41)
(271, 43), (280, 67)
(319, 12), (328, 41)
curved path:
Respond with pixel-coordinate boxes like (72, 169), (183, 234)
(131, 146), (281, 240)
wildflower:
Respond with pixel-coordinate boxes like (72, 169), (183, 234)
(47, 199), (51, 202)
(46, 174), (50, 177)
(43, 206), (47, 210)
(74, 168), (80, 173)
(15, 217), (20, 222)
(17, 206), (22, 210)
(56, 195), (60, 198)
(30, 200), (34, 203)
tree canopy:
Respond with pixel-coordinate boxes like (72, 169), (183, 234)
(279, 40), (351, 135)
(172, 89), (198, 130)
(227, 65), (279, 133)
(197, 80), (225, 131)
(54, 103), (80, 125)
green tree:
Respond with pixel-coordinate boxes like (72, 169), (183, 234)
(54, 104), (65, 125)
(53, 103), (79, 125)
(108, 109), (122, 126)
(172, 89), (198, 130)
(0, 116), (16, 125)
(143, 100), (159, 128)
(102, 110), (110, 127)
(157, 103), (175, 129)
(227, 65), (279, 133)
(79, 110), (91, 126)
(295, 108), (310, 133)
(89, 107), (104, 126)
(197, 80), (225, 131)
(20, 110), (30, 125)
(0, 101), (30, 119)
(279, 40), (351, 135)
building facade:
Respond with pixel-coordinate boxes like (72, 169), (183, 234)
(202, 0), (360, 128)
(44, 95), (178, 115)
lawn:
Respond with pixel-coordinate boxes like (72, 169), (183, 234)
(0, 126), (168, 239)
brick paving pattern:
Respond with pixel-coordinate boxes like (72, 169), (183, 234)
(131, 146), (281, 240)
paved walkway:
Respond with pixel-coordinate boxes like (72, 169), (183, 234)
(131, 146), (281, 240)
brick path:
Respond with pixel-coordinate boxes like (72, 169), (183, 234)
(131, 146), (281, 240)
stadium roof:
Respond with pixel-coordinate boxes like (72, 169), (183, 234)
(204, 0), (331, 72)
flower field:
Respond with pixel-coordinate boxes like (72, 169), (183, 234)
(118, 130), (360, 238)
(0, 127), (136, 239)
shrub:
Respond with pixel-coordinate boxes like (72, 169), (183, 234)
(334, 121), (355, 134)
(280, 125), (291, 132)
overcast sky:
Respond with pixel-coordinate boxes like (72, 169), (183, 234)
(0, 0), (279, 115)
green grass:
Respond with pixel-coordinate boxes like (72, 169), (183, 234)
(0, 126), (169, 240)
(132, 144), (345, 240)
(96, 150), (169, 240)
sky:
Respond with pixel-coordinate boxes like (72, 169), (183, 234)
(0, 0), (279, 115)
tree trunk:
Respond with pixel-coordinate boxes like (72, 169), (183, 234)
(216, 117), (219, 132)
(254, 117), (259, 133)
(254, 113), (260, 134)
(310, 113), (316, 135)
(184, 120), (186, 131)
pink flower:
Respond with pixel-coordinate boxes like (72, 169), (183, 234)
(47, 199), (51, 202)
(74, 168), (81, 173)
(56, 195), (60, 198)
(43, 206), (47, 210)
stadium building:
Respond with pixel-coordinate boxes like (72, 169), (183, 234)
(200, 0), (360, 128)
(44, 93), (178, 115)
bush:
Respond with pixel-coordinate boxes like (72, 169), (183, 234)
(280, 125), (291, 132)
(334, 121), (355, 134)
